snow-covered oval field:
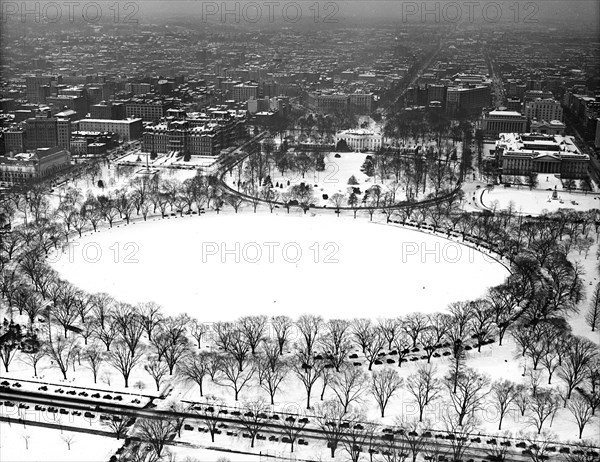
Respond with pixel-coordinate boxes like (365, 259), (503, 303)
(50, 213), (508, 321)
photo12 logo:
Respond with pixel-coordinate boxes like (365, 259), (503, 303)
(1, 1), (140, 24)
(201, 241), (340, 264)
(199, 1), (340, 23)
(400, 1), (539, 23)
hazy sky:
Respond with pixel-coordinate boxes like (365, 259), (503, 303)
(6, 0), (599, 30)
(130, 0), (599, 26)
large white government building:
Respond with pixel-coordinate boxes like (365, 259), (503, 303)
(334, 129), (383, 151)
(496, 133), (589, 179)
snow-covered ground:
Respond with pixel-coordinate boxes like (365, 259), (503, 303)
(225, 150), (444, 208)
(481, 185), (600, 215)
(49, 212), (508, 321)
(0, 421), (120, 462)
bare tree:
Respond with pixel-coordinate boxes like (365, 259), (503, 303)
(371, 367), (403, 417)
(215, 354), (255, 401)
(586, 283), (600, 332)
(314, 400), (349, 458)
(178, 351), (213, 397)
(112, 303), (145, 356)
(330, 364), (368, 413)
(45, 334), (78, 380)
(293, 349), (325, 409)
(521, 431), (555, 462)
(94, 318), (117, 352)
(403, 313), (428, 348)
(396, 417), (428, 462)
(442, 412), (478, 462)
(256, 353), (288, 405)
(295, 314), (323, 355)
(491, 379), (519, 430)
(352, 318), (374, 353)
(135, 418), (175, 459)
(61, 434), (75, 451)
(106, 341), (144, 388)
(444, 367), (490, 426)
(421, 313), (449, 362)
(193, 397), (224, 443)
(21, 433), (31, 450)
(322, 319), (351, 358)
(558, 336), (598, 400)
(341, 417), (376, 462)
(81, 344), (105, 383)
(567, 393), (596, 439)
(271, 315), (293, 354)
(20, 346), (46, 377)
(393, 329), (411, 368)
(362, 328), (386, 371)
(515, 384), (530, 417)
(144, 355), (169, 391)
(137, 301), (163, 341)
(469, 299), (496, 352)
(281, 415), (308, 453)
(239, 399), (269, 448)
(102, 416), (130, 440)
(378, 317), (401, 350)
(190, 319), (208, 349)
(528, 388), (560, 434)
(239, 315), (267, 355)
(406, 364), (441, 422)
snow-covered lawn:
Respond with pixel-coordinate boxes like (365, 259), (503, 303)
(481, 186), (600, 215)
(0, 421), (120, 462)
(225, 151), (443, 208)
(50, 212), (508, 321)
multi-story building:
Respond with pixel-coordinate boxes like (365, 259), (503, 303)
(248, 98), (270, 114)
(70, 131), (118, 157)
(125, 83), (152, 95)
(307, 91), (348, 113)
(46, 95), (87, 119)
(25, 75), (58, 103)
(90, 102), (126, 120)
(124, 99), (175, 122)
(523, 90), (554, 106)
(232, 82), (259, 102)
(348, 93), (374, 113)
(56, 118), (72, 151)
(0, 147), (71, 186)
(143, 121), (221, 157)
(524, 98), (563, 122)
(506, 98), (522, 112)
(482, 111), (528, 138)
(77, 118), (143, 141)
(530, 120), (566, 136)
(334, 129), (383, 151)
(446, 85), (491, 116)
(496, 133), (589, 179)
(427, 84), (447, 107)
(3, 128), (25, 154)
(25, 116), (58, 150)
(142, 110), (246, 157)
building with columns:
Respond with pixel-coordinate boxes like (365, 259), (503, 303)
(334, 129), (383, 151)
(482, 110), (528, 137)
(496, 133), (589, 179)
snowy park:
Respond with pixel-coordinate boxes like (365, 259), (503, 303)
(49, 213), (507, 321)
